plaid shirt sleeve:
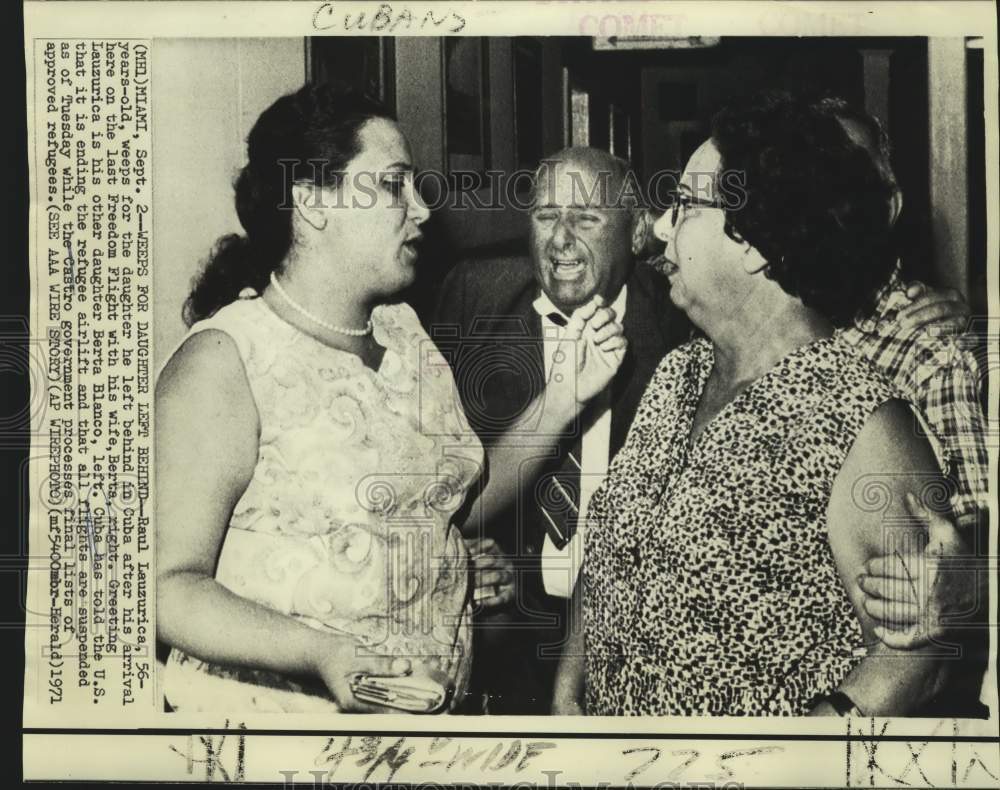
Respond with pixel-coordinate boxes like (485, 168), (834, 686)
(841, 287), (988, 532)
(907, 333), (989, 531)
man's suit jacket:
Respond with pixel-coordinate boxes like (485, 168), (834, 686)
(429, 256), (687, 578)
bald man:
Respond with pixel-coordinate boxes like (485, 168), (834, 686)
(431, 148), (686, 713)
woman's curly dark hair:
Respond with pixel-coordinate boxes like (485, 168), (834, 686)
(711, 90), (897, 327)
(184, 84), (394, 325)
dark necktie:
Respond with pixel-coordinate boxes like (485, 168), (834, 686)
(538, 446), (583, 550)
(538, 311), (582, 550)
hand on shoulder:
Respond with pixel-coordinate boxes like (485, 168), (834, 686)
(896, 281), (970, 336)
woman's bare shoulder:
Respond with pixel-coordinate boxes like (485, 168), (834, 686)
(829, 397), (944, 550)
(848, 397), (941, 477)
(158, 330), (247, 399)
(156, 330), (259, 436)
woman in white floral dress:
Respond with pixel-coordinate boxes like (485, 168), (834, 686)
(156, 84), (626, 713)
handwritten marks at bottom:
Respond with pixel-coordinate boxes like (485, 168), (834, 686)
(27, 726), (993, 785)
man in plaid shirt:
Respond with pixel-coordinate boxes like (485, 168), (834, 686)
(842, 269), (987, 533)
(828, 97), (987, 536)
(828, 98), (990, 711)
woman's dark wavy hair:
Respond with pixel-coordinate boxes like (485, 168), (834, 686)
(711, 90), (896, 327)
(184, 84), (394, 325)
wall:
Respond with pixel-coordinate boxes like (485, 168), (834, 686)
(640, 63), (736, 182)
(639, 42), (863, 181)
(395, 37), (565, 258)
(393, 37), (566, 316)
(152, 38), (306, 368)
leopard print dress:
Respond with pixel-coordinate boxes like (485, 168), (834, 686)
(583, 335), (900, 716)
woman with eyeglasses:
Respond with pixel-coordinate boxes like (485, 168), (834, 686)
(155, 84), (626, 713)
(554, 90), (951, 717)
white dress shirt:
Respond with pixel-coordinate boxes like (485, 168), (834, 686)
(531, 286), (628, 598)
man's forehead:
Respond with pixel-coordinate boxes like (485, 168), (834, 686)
(534, 160), (625, 209)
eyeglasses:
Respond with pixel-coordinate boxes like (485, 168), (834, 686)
(668, 191), (727, 228)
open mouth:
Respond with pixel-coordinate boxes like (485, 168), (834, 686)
(401, 235), (422, 259)
(644, 254), (677, 276)
(549, 257), (586, 280)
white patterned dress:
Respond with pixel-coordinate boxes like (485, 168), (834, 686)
(161, 294), (483, 713)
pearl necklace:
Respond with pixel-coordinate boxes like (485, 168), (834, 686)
(268, 272), (373, 337)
